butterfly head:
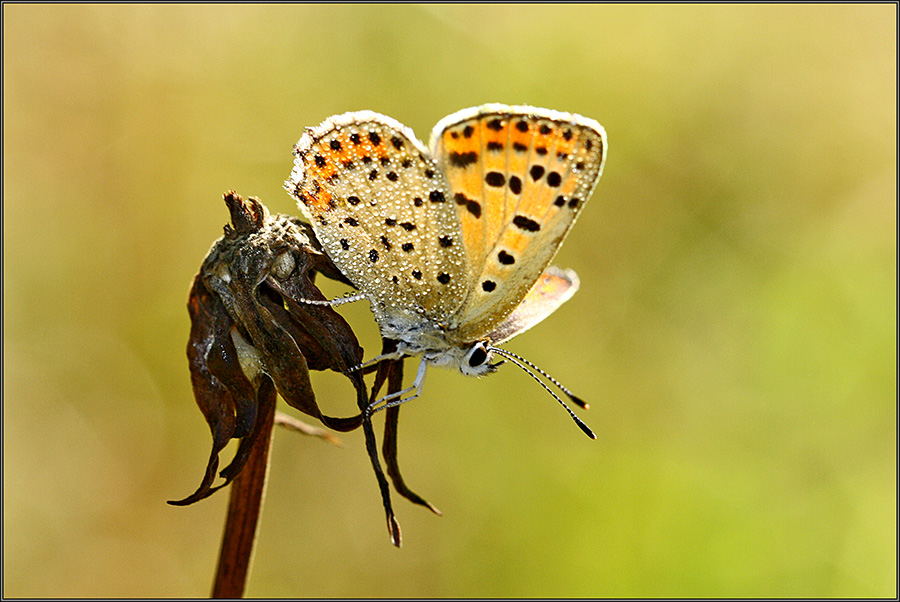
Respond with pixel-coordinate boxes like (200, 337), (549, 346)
(459, 340), (504, 377)
(411, 339), (501, 377)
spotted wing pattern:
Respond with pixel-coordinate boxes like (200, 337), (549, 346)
(285, 112), (469, 331)
(429, 105), (606, 342)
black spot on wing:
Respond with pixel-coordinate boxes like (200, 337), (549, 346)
(454, 193), (482, 218)
(448, 151), (479, 168)
(512, 215), (540, 232)
(485, 172), (505, 187)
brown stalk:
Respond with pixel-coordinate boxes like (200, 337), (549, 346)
(211, 378), (277, 598)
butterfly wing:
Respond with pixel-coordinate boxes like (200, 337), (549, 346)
(285, 111), (469, 330)
(429, 105), (606, 342)
(485, 266), (580, 345)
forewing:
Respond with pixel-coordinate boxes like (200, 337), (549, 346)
(429, 105), (606, 340)
(485, 266), (580, 344)
(286, 112), (469, 327)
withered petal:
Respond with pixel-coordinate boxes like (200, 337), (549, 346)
(170, 276), (237, 505)
(206, 316), (257, 440)
(167, 448), (228, 506)
(219, 376), (277, 482)
(373, 340), (440, 515)
(264, 276), (363, 373)
(250, 277), (364, 431)
(359, 384), (401, 547)
(224, 191), (269, 235)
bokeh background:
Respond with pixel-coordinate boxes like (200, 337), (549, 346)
(4, 4), (895, 598)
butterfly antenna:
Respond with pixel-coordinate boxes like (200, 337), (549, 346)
(489, 347), (595, 440)
(488, 347), (589, 410)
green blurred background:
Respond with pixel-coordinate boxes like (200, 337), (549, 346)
(3, 4), (895, 597)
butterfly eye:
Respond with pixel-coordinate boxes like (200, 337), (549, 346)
(466, 342), (490, 367)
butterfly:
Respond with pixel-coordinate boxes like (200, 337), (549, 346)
(285, 104), (606, 437)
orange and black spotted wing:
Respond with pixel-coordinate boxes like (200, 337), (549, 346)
(429, 105), (606, 342)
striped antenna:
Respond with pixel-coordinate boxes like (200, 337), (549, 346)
(489, 346), (595, 439)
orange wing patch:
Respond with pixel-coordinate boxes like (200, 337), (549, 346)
(294, 126), (408, 213)
(438, 122), (486, 269)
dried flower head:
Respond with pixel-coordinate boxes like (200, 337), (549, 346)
(170, 192), (366, 505)
(172, 192), (433, 547)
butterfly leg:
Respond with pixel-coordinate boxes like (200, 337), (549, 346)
(347, 349), (407, 374)
(366, 356), (428, 416)
(294, 291), (368, 307)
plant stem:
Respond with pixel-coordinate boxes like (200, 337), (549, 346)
(211, 389), (276, 598)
